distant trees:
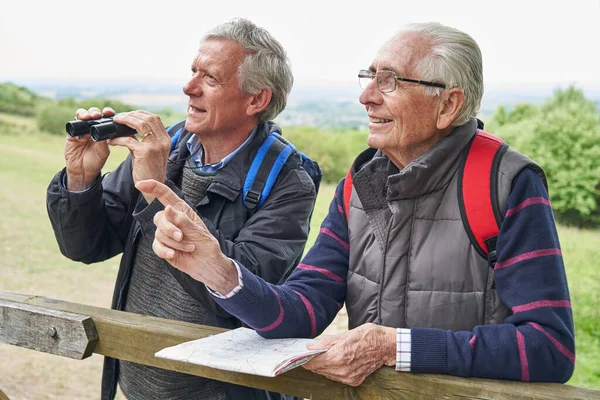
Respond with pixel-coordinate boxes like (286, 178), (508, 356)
(0, 82), (48, 116)
(281, 126), (368, 185)
(488, 86), (600, 227)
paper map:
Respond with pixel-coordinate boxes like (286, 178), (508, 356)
(155, 327), (326, 377)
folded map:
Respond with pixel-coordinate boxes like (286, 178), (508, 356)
(155, 327), (327, 377)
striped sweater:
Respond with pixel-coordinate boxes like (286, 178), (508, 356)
(214, 167), (575, 382)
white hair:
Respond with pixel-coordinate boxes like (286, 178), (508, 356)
(398, 22), (483, 126)
(203, 18), (294, 122)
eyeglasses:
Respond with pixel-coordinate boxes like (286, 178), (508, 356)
(358, 69), (446, 93)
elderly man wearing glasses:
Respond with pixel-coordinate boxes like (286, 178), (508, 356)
(137, 22), (575, 386)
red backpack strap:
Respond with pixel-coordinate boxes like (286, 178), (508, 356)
(342, 167), (353, 221)
(458, 130), (508, 267)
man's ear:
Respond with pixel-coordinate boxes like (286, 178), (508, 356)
(246, 88), (273, 117)
(436, 88), (465, 130)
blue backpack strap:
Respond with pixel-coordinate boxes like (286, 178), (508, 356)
(243, 132), (296, 210)
(167, 119), (187, 153)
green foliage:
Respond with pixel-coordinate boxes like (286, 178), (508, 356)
(57, 97), (136, 113)
(0, 82), (50, 116)
(283, 126), (369, 184)
(490, 86), (600, 227)
(152, 107), (188, 127)
(36, 102), (80, 136)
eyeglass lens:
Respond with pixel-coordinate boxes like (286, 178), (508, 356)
(358, 70), (395, 93)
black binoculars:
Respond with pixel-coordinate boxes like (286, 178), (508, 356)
(65, 116), (136, 141)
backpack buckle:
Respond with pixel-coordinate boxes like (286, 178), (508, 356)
(245, 190), (261, 210)
(484, 236), (498, 268)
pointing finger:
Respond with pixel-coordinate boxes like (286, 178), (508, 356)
(136, 180), (191, 211)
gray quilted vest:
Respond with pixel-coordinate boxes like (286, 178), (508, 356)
(345, 118), (544, 331)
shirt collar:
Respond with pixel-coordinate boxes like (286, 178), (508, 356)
(186, 126), (257, 172)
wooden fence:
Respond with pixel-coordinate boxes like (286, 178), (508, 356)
(1, 290), (599, 400)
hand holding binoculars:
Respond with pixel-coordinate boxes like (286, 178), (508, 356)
(65, 116), (137, 141)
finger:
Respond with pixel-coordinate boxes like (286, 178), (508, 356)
(152, 237), (176, 260)
(120, 111), (167, 141)
(88, 107), (102, 119)
(102, 107), (116, 117)
(166, 203), (203, 228)
(153, 209), (182, 238)
(107, 135), (141, 151)
(302, 353), (329, 371)
(112, 111), (148, 135)
(76, 108), (91, 120)
(306, 334), (340, 350)
(136, 180), (189, 210)
(155, 229), (196, 252)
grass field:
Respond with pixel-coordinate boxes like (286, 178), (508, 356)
(0, 113), (598, 398)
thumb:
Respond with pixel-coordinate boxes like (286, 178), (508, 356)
(306, 334), (339, 351)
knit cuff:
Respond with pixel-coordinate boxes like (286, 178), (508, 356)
(212, 268), (280, 330)
(410, 328), (448, 374)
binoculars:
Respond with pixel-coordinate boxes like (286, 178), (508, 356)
(65, 116), (136, 141)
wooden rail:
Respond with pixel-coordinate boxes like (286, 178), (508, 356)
(1, 290), (599, 400)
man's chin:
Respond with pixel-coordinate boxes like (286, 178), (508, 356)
(184, 119), (204, 135)
(366, 134), (384, 150)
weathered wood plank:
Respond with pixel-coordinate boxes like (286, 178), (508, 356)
(0, 387), (10, 400)
(1, 291), (599, 400)
(0, 299), (98, 359)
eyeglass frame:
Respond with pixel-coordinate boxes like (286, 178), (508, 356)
(358, 69), (446, 92)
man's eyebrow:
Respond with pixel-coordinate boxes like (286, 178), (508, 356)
(379, 65), (402, 75)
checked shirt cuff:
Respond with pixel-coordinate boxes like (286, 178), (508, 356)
(206, 258), (244, 299)
(396, 328), (411, 372)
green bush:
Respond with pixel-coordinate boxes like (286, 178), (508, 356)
(282, 126), (368, 184)
(490, 87), (600, 227)
(35, 102), (78, 136)
(0, 82), (46, 116)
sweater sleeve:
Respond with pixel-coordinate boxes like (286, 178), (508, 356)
(213, 180), (350, 338)
(410, 167), (575, 383)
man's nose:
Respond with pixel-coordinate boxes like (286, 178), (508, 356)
(359, 79), (382, 106)
(183, 76), (203, 97)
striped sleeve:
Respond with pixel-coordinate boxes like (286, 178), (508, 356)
(213, 180), (350, 339)
(410, 167), (575, 382)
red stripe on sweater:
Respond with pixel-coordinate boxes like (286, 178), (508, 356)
(495, 248), (562, 270)
(516, 329), (530, 382)
(255, 289), (284, 332)
(528, 322), (576, 364)
(469, 335), (477, 351)
(319, 227), (350, 250)
(512, 300), (571, 314)
(505, 197), (551, 217)
(297, 263), (345, 282)
(294, 291), (317, 337)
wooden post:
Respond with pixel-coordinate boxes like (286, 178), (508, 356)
(0, 298), (98, 359)
(1, 291), (599, 400)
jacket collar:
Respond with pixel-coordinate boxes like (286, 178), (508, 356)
(354, 118), (478, 202)
(168, 121), (278, 204)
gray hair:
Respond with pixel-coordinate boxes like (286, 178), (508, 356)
(397, 22), (483, 126)
(203, 18), (293, 123)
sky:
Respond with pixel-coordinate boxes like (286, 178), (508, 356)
(1, 0), (599, 91)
